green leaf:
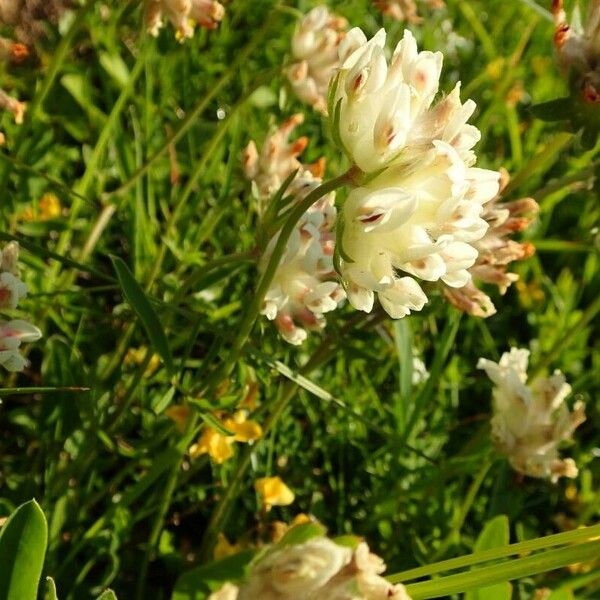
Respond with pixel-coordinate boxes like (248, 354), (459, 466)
(465, 516), (511, 600)
(172, 550), (255, 600)
(44, 577), (59, 600)
(96, 590), (118, 600)
(393, 319), (413, 433)
(530, 98), (573, 122)
(196, 411), (234, 437)
(277, 522), (327, 547)
(0, 499), (48, 600)
(110, 255), (174, 374)
(99, 51), (130, 87)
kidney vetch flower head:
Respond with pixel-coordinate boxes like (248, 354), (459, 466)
(478, 347), (586, 482)
(207, 524), (411, 600)
(287, 6), (348, 113)
(329, 28), (500, 319)
(244, 116), (346, 345)
(144, 0), (225, 39)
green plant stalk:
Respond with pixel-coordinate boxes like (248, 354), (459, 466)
(389, 522), (600, 582)
(202, 171), (352, 395)
(403, 540), (600, 599)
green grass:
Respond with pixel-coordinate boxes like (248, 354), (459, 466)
(0, 0), (598, 598)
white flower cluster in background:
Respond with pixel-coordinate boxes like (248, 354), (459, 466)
(208, 536), (411, 600)
(443, 169), (539, 317)
(553, 0), (600, 102)
(478, 348), (586, 482)
(244, 116), (345, 345)
(0, 242), (42, 372)
(373, 0), (445, 24)
(330, 29), (501, 319)
(287, 6), (348, 113)
(144, 0), (225, 39)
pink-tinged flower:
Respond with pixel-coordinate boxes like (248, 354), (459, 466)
(244, 116), (345, 344)
(478, 348), (586, 482)
(260, 193), (345, 345)
(443, 169), (539, 318)
(553, 0), (600, 102)
(242, 114), (324, 204)
(287, 6), (348, 113)
(0, 319), (42, 372)
(144, 0), (224, 39)
(0, 89), (26, 124)
(373, 0), (445, 24)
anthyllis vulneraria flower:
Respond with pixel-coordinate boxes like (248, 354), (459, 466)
(244, 115), (346, 345)
(287, 6), (348, 113)
(0, 0), (72, 43)
(330, 29), (500, 319)
(208, 530), (411, 600)
(0, 242), (42, 372)
(553, 0), (600, 102)
(242, 113), (325, 204)
(373, 0), (445, 24)
(443, 169), (539, 317)
(478, 348), (586, 482)
(144, 0), (225, 39)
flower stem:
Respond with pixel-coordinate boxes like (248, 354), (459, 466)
(202, 171), (352, 395)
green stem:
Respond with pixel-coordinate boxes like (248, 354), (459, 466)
(404, 540), (600, 599)
(203, 172), (352, 394)
(390, 522), (600, 583)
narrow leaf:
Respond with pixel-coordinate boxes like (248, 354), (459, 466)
(110, 255), (174, 373)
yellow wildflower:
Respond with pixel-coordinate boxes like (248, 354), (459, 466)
(214, 533), (244, 560)
(223, 410), (263, 443)
(165, 405), (191, 433)
(189, 428), (234, 464)
(21, 193), (62, 222)
(124, 346), (161, 377)
(255, 476), (295, 511)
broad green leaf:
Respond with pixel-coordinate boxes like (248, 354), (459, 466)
(0, 499), (48, 600)
(172, 550), (255, 600)
(465, 515), (511, 600)
(110, 255), (174, 373)
(99, 51), (130, 87)
(530, 98), (573, 122)
(393, 319), (413, 433)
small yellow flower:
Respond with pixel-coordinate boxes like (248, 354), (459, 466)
(165, 405), (191, 433)
(223, 411), (263, 443)
(21, 193), (62, 222)
(189, 428), (234, 464)
(214, 533), (243, 560)
(124, 346), (160, 377)
(255, 476), (295, 511)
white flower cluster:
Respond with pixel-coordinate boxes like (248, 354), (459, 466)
(373, 0), (445, 24)
(144, 0), (225, 39)
(209, 536), (410, 600)
(478, 348), (586, 482)
(244, 116), (345, 345)
(288, 6), (348, 113)
(331, 29), (500, 319)
(0, 242), (42, 372)
(553, 0), (600, 102)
